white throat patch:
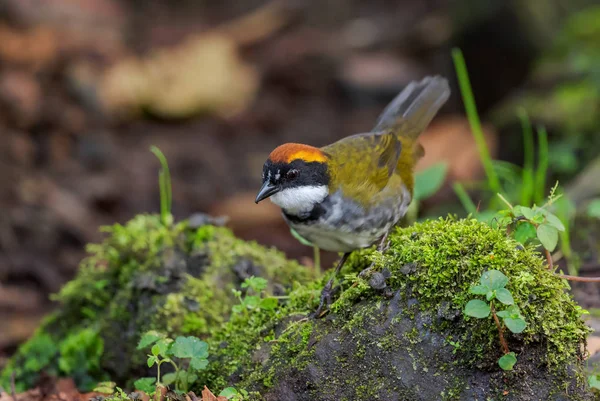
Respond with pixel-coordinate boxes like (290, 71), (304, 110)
(270, 185), (328, 215)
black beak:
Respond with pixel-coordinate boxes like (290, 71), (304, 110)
(255, 181), (279, 203)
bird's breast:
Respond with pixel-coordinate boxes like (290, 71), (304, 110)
(283, 185), (411, 253)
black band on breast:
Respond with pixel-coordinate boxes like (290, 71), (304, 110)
(283, 197), (329, 224)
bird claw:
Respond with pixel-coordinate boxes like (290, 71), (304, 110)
(358, 265), (374, 279)
(311, 280), (334, 319)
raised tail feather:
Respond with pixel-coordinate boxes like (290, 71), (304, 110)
(372, 76), (450, 139)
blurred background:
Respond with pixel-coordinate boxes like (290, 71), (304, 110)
(1, 0), (600, 370)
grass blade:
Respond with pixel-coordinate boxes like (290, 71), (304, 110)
(452, 48), (501, 199)
(150, 146), (173, 225)
(518, 110), (534, 206)
(535, 126), (549, 205)
(453, 182), (478, 215)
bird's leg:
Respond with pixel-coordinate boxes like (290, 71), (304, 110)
(312, 252), (351, 318)
(358, 231), (391, 279)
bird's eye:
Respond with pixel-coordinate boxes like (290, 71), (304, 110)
(287, 169), (299, 180)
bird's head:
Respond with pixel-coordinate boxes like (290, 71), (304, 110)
(255, 143), (330, 214)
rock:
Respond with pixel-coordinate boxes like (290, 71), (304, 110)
(1, 216), (594, 400)
(200, 218), (593, 400)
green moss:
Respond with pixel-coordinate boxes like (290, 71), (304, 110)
(1, 214), (315, 392)
(381, 217), (590, 369)
(2, 215), (591, 398)
(197, 217), (591, 398)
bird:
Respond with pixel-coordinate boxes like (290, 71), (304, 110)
(255, 76), (450, 316)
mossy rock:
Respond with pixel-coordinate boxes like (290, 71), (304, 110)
(198, 217), (594, 400)
(2, 215), (595, 400)
(1, 214), (316, 392)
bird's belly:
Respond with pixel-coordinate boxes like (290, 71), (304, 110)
(291, 222), (385, 253)
(287, 186), (412, 253)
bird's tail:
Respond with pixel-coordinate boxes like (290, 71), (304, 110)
(372, 76), (450, 139)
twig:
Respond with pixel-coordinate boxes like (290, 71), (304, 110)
(545, 249), (554, 270)
(491, 304), (509, 354)
(10, 372), (16, 401)
(556, 274), (600, 282)
(547, 249), (600, 281)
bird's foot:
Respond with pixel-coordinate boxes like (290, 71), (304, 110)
(359, 233), (391, 279)
(310, 252), (351, 319)
(358, 265), (374, 279)
(311, 278), (334, 318)
(377, 232), (391, 254)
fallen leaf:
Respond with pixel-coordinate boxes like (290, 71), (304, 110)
(201, 386), (227, 401)
(100, 33), (258, 120)
(98, 2), (291, 120)
(0, 25), (58, 69)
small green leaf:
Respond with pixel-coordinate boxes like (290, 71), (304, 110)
(495, 310), (510, 318)
(543, 211), (565, 232)
(531, 214), (545, 225)
(171, 336), (208, 360)
(161, 373), (177, 386)
(241, 276), (268, 292)
(514, 222), (537, 244)
(504, 317), (527, 333)
(259, 297), (278, 310)
(498, 352), (517, 370)
(179, 371), (198, 384)
(244, 295), (260, 309)
(469, 285), (489, 295)
(151, 345), (160, 357)
(138, 331), (163, 350)
(520, 206), (535, 220)
(537, 223), (558, 251)
(498, 305), (522, 318)
(290, 228), (313, 246)
(588, 374), (600, 390)
(155, 338), (173, 357)
(413, 162), (448, 201)
(464, 300), (490, 318)
(495, 288), (514, 305)
(93, 382), (116, 394)
(219, 387), (239, 399)
(190, 357), (209, 370)
(231, 305), (243, 314)
(481, 270), (508, 290)
(587, 199), (600, 219)
(134, 377), (156, 394)
(147, 355), (157, 367)
(486, 291), (495, 301)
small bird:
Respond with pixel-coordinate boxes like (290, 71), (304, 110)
(255, 76), (450, 316)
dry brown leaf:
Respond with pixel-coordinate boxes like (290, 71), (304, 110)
(98, 2), (291, 120)
(100, 33), (258, 120)
(200, 386), (227, 401)
(0, 25), (58, 69)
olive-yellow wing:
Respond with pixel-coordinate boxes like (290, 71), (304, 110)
(323, 76), (450, 203)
